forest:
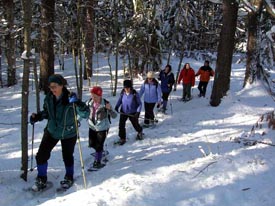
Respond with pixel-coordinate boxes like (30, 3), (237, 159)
(0, 0), (275, 179)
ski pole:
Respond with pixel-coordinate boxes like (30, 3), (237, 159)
(30, 123), (35, 172)
(117, 111), (158, 122)
(169, 94), (173, 115)
(72, 103), (87, 189)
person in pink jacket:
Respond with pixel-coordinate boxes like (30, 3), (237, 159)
(177, 63), (195, 101)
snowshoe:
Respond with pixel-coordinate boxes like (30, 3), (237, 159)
(87, 161), (106, 172)
(31, 176), (48, 192)
(114, 139), (126, 146)
(60, 176), (74, 189)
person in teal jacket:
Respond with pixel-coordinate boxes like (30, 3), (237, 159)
(29, 74), (90, 191)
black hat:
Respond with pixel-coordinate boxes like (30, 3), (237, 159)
(123, 80), (132, 88)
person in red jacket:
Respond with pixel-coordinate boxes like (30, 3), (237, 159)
(195, 60), (215, 97)
(177, 63), (195, 101)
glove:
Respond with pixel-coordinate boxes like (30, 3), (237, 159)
(69, 92), (79, 103)
(30, 113), (39, 125)
(157, 102), (162, 108)
(134, 112), (140, 118)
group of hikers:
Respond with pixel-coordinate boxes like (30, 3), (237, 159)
(29, 60), (214, 191)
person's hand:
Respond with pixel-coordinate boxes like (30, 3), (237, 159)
(157, 102), (162, 108)
(115, 106), (119, 113)
(30, 113), (39, 125)
(105, 102), (111, 110)
(69, 92), (79, 103)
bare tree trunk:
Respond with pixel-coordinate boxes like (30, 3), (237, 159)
(0, 38), (2, 88)
(210, 0), (238, 107)
(20, 0), (32, 181)
(40, 0), (55, 93)
(113, 0), (119, 96)
(3, 0), (16, 86)
(174, 51), (184, 91)
(243, 0), (263, 87)
(33, 58), (40, 113)
(84, 0), (95, 84)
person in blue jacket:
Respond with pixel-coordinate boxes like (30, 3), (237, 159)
(158, 64), (175, 113)
(115, 80), (143, 145)
(139, 71), (162, 127)
(29, 74), (90, 191)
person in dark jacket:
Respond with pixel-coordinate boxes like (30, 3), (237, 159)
(177, 63), (195, 101)
(115, 80), (143, 145)
(195, 60), (215, 97)
(29, 74), (90, 191)
(158, 64), (175, 113)
(86, 86), (117, 169)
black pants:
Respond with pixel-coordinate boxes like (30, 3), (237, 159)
(162, 92), (170, 101)
(198, 81), (208, 97)
(36, 129), (77, 167)
(88, 129), (108, 152)
(144, 102), (156, 124)
(118, 113), (142, 140)
(182, 83), (192, 99)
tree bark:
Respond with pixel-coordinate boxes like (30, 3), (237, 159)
(3, 0), (16, 86)
(84, 0), (95, 83)
(40, 0), (55, 93)
(20, 0), (32, 181)
(243, 0), (263, 87)
(210, 0), (238, 107)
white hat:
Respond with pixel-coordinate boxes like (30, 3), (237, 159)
(147, 71), (154, 79)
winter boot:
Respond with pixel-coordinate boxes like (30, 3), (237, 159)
(60, 175), (74, 189)
(136, 132), (144, 140)
(115, 138), (126, 145)
(32, 176), (47, 192)
(93, 160), (105, 169)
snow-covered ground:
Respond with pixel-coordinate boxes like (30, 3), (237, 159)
(0, 54), (275, 206)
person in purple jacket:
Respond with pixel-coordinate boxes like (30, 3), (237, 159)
(139, 71), (162, 127)
(115, 80), (143, 145)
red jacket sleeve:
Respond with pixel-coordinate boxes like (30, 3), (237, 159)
(178, 69), (184, 83)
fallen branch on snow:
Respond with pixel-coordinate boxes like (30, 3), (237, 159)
(192, 161), (217, 178)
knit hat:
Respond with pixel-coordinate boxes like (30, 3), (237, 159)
(123, 80), (132, 88)
(90, 86), (103, 96)
(147, 71), (154, 79)
(48, 74), (66, 85)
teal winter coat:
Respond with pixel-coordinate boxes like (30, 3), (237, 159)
(37, 88), (90, 139)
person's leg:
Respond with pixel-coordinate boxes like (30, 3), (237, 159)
(186, 84), (192, 99)
(88, 128), (96, 149)
(129, 114), (143, 139)
(202, 82), (208, 97)
(144, 102), (150, 125)
(198, 81), (203, 97)
(61, 136), (77, 180)
(36, 129), (59, 181)
(162, 92), (169, 110)
(93, 131), (107, 167)
(147, 103), (156, 123)
(118, 114), (128, 141)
